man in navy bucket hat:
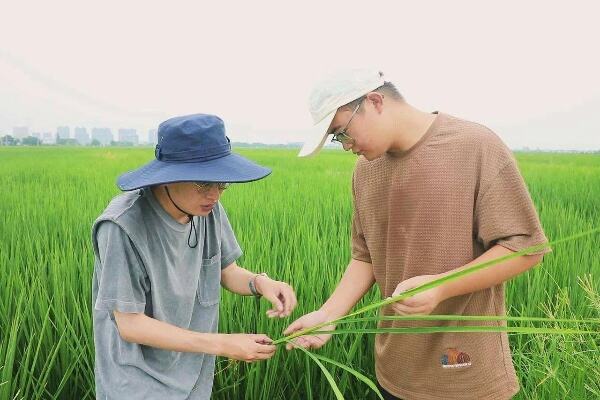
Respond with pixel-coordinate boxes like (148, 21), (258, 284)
(91, 114), (297, 399)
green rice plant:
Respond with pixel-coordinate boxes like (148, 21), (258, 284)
(0, 147), (598, 399)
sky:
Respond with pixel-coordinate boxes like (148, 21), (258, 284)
(1, 0), (599, 150)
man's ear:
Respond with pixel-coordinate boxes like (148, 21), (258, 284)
(365, 92), (385, 113)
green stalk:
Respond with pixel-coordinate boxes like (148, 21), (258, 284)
(335, 315), (600, 325)
(311, 326), (597, 335)
(274, 227), (600, 345)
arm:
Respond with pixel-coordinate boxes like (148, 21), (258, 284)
(220, 261), (260, 296)
(113, 311), (276, 362)
(391, 245), (544, 315)
(221, 261), (298, 318)
(283, 258), (376, 349)
(438, 244), (543, 300)
(319, 258), (376, 319)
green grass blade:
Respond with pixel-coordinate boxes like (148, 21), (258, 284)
(274, 227), (600, 345)
(311, 326), (597, 335)
(335, 315), (600, 325)
(288, 342), (345, 400)
(309, 352), (384, 400)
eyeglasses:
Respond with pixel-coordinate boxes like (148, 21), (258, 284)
(192, 182), (230, 194)
(330, 97), (364, 145)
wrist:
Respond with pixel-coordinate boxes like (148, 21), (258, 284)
(255, 274), (269, 295)
(194, 332), (222, 356)
(318, 305), (342, 321)
(434, 273), (451, 302)
(249, 272), (269, 296)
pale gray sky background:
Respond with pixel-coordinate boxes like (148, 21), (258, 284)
(1, 0), (599, 150)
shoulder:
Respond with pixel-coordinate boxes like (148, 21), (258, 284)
(439, 113), (515, 168)
(92, 190), (148, 243)
(96, 190), (146, 224)
(440, 114), (508, 149)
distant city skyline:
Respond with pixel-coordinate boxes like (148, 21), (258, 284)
(1, 1), (599, 151)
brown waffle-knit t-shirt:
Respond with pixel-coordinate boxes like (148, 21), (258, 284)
(351, 112), (547, 400)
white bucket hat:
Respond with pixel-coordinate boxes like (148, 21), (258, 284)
(299, 68), (385, 157)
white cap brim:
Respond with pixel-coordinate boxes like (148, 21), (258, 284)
(297, 111), (336, 157)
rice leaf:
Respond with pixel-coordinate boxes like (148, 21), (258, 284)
(274, 227), (600, 345)
(335, 315), (600, 325)
(309, 352), (384, 400)
(288, 342), (345, 400)
(310, 325), (597, 335)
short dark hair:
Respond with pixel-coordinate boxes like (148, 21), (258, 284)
(342, 73), (404, 110)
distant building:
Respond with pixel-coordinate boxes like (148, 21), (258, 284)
(91, 128), (113, 146)
(42, 132), (55, 144)
(118, 128), (139, 145)
(31, 132), (41, 139)
(56, 126), (70, 139)
(147, 128), (158, 145)
(74, 127), (90, 145)
(12, 126), (29, 139)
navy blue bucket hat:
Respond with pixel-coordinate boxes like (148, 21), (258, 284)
(117, 114), (271, 191)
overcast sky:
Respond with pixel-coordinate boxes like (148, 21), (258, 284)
(1, 0), (599, 150)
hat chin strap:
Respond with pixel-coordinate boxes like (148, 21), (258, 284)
(164, 186), (199, 248)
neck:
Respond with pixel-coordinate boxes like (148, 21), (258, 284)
(386, 102), (437, 154)
(151, 186), (191, 224)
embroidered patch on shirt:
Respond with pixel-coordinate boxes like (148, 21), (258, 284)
(440, 348), (472, 369)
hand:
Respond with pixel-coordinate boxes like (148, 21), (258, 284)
(216, 334), (276, 363)
(255, 275), (298, 318)
(390, 274), (444, 315)
(282, 309), (335, 350)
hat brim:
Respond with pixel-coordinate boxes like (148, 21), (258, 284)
(298, 111), (336, 157)
(117, 153), (272, 191)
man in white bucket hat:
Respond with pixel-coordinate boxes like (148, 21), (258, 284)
(286, 69), (549, 399)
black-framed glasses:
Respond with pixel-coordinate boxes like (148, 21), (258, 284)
(331, 97), (364, 145)
(192, 182), (230, 194)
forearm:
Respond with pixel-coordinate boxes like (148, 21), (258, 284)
(320, 258), (376, 319)
(114, 311), (222, 355)
(438, 244), (544, 301)
(220, 262), (256, 295)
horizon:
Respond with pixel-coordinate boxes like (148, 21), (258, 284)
(1, 1), (599, 151)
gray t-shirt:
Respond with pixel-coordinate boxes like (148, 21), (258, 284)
(91, 188), (242, 400)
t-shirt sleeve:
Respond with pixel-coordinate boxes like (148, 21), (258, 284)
(351, 172), (372, 263)
(474, 158), (549, 254)
(218, 204), (243, 269)
(94, 221), (148, 314)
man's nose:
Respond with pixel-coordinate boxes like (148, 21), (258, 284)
(342, 142), (353, 151)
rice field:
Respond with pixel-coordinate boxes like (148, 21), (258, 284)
(0, 147), (599, 399)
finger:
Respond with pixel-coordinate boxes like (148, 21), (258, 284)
(285, 286), (298, 316)
(281, 290), (294, 317)
(289, 289), (298, 313)
(283, 319), (302, 335)
(256, 344), (277, 353)
(285, 338), (301, 351)
(252, 334), (273, 344)
(266, 309), (282, 318)
(390, 287), (407, 298)
(305, 336), (325, 349)
(392, 303), (423, 315)
(265, 292), (284, 313)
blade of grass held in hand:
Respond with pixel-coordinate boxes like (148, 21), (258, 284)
(274, 227), (600, 345)
(335, 315), (600, 325)
(309, 326), (597, 335)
